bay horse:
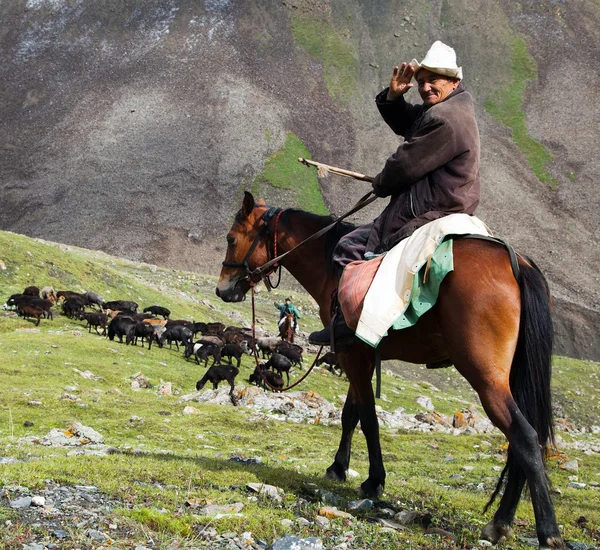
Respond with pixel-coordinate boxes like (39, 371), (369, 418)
(279, 312), (295, 343)
(216, 192), (562, 549)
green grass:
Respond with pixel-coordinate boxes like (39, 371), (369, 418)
(252, 132), (328, 215)
(0, 230), (599, 549)
(291, 14), (358, 104)
(484, 36), (558, 189)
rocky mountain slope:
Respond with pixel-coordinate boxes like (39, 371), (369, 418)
(1, 0), (598, 359)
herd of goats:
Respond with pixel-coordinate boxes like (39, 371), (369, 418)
(3, 285), (342, 398)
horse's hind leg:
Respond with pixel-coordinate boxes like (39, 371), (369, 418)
(481, 454), (526, 544)
(477, 389), (562, 548)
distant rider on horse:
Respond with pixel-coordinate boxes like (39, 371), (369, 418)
(274, 297), (301, 333)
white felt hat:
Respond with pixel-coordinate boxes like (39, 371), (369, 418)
(410, 41), (463, 81)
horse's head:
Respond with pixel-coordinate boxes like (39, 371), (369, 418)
(216, 192), (271, 302)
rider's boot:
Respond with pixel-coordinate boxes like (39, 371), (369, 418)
(309, 302), (355, 347)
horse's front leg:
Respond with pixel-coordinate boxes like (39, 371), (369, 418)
(357, 393), (385, 497)
(326, 391), (360, 482)
(341, 350), (385, 497)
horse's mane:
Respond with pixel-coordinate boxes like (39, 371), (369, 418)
(281, 209), (357, 275)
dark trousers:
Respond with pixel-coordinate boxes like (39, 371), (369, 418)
(332, 222), (373, 279)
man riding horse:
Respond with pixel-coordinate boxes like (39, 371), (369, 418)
(274, 297), (301, 334)
(309, 41), (480, 346)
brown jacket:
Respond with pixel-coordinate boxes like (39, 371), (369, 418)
(366, 83), (480, 254)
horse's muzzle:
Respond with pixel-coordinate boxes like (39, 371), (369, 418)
(215, 279), (248, 303)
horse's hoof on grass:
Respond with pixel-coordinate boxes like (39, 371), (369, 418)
(325, 465), (346, 482)
(539, 537), (566, 550)
(480, 521), (512, 544)
(358, 479), (384, 498)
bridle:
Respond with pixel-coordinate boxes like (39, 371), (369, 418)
(221, 206), (284, 289)
(222, 190), (378, 287)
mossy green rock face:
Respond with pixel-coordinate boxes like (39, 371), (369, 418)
(291, 14), (359, 105)
(252, 133), (328, 215)
(484, 37), (557, 189)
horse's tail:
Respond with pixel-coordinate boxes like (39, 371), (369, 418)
(485, 260), (554, 512)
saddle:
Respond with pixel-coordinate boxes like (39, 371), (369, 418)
(337, 213), (492, 348)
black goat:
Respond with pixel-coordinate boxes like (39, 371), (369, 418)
(275, 343), (303, 368)
(126, 321), (160, 349)
(249, 365), (284, 390)
(62, 296), (85, 319)
(184, 341), (222, 367)
(159, 325), (193, 351)
(143, 305), (171, 319)
(220, 342), (248, 368)
(102, 300), (138, 312)
(23, 285), (40, 297)
(196, 364), (239, 399)
(316, 351), (343, 376)
(107, 316), (137, 343)
(79, 312), (109, 336)
(264, 353), (292, 385)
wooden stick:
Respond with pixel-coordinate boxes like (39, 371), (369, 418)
(297, 157), (375, 183)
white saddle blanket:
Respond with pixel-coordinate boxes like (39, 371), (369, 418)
(355, 213), (491, 346)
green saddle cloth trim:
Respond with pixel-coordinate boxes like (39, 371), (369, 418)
(390, 238), (454, 331)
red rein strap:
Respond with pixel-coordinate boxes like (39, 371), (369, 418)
(250, 285), (323, 392)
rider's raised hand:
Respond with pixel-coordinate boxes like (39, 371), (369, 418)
(386, 62), (415, 101)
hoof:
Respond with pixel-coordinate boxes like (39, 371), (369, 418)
(540, 537), (566, 550)
(481, 520), (513, 544)
(358, 479), (384, 498)
(325, 464), (346, 482)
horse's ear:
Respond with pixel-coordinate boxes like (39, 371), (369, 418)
(241, 192), (255, 219)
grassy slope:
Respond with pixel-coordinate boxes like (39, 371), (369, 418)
(0, 230), (599, 549)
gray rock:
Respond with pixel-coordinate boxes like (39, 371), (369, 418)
(566, 542), (599, 550)
(347, 499), (373, 512)
(31, 495), (46, 506)
(87, 529), (110, 542)
(268, 535), (323, 549)
(376, 518), (405, 531)
(394, 510), (418, 525)
(280, 519), (294, 528)
(247, 482), (283, 502)
(9, 496), (32, 508)
(314, 516), (330, 528)
(416, 396), (434, 411)
(198, 503), (244, 516)
(562, 460), (579, 472)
